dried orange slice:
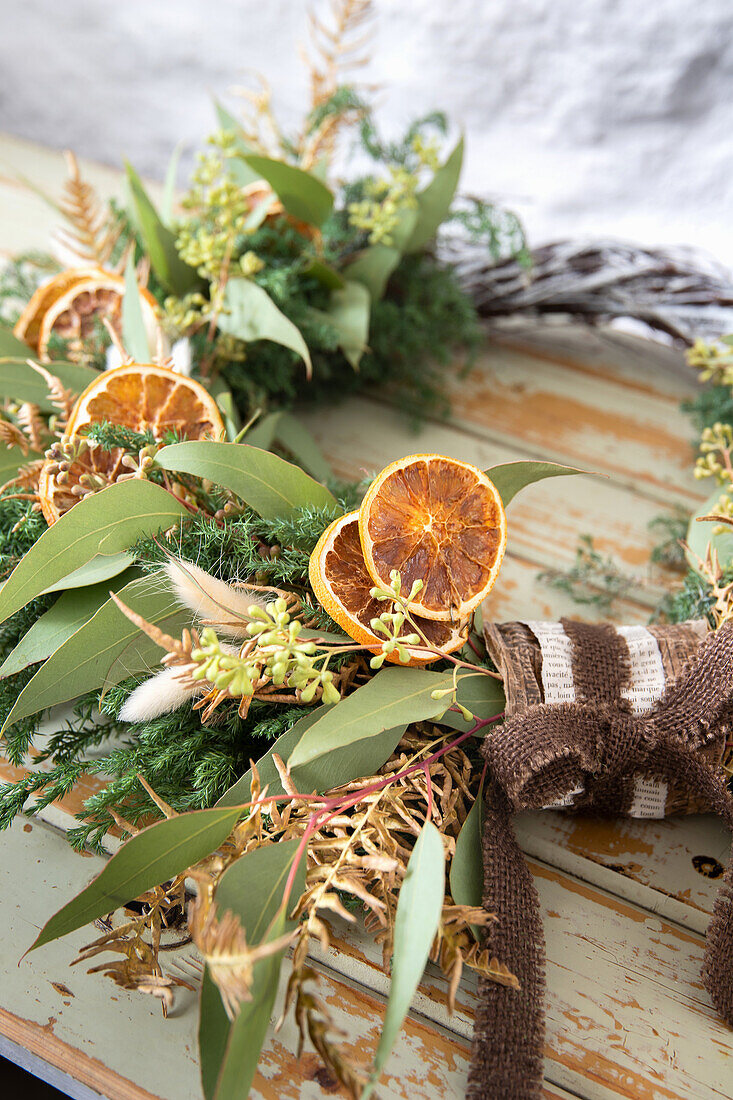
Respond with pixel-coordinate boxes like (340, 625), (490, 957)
(14, 268), (159, 362)
(309, 511), (469, 665)
(358, 454), (507, 621)
(37, 363), (225, 524)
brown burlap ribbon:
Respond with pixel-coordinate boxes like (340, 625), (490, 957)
(467, 619), (733, 1100)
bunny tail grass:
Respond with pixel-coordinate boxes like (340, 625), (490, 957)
(119, 667), (200, 723)
(164, 559), (268, 635)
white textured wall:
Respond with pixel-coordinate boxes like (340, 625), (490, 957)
(2, 0), (733, 261)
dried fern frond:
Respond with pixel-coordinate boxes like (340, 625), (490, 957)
(0, 418), (31, 454)
(26, 361), (75, 430)
(307, 0), (374, 109)
(15, 403), (46, 453)
(301, 0), (375, 167)
(189, 892), (296, 1019)
(55, 151), (120, 269)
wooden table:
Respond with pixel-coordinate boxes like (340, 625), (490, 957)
(0, 134), (731, 1100)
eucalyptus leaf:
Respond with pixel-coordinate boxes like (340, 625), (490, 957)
(0, 570), (136, 677)
(0, 358), (97, 410)
(28, 805), (242, 953)
(122, 253), (151, 362)
(487, 460), (585, 508)
(287, 667), (477, 772)
(216, 838), (304, 940)
(303, 257), (345, 290)
(216, 707), (406, 807)
(405, 136), (464, 254)
(363, 821), (445, 1097)
(208, 375), (241, 441)
(125, 161), (200, 295)
(345, 243), (401, 302)
(0, 479), (189, 627)
(41, 552), (134, 594)
(1, 573), (187, 732)
(312, 280), (370, 369)
(242, 155), (334, 226)
(345, 208), (418, 301)
(449, 779), (484, 939)
(213, 101), (262, 187)
(439, 672), (505, 733)
(199, 841), (304, 1100)
(156, 440), (338, 520)
(687, 489), (733, 571)
(217, 279), (312, 377)
(273, 412), (332, 482)
(241, 410), (281, 451)
(202, 944), (281, 1100)
(199, 969), (232, 1100)
(0, 321), (34, 358)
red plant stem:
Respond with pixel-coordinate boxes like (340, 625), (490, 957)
(423, 762), (434, 822)
(271, 711), (504, 930)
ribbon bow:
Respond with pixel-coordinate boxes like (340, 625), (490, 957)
(468, 620), (733, 1100)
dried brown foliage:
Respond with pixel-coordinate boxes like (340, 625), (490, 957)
(55, 151), (120, 268)
(78, 726), (513, 1091)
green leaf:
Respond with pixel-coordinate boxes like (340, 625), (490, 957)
(438, 672), (505, 733)
(345, 208), (418, 301)
(303, 257), (345, 290)
(406, 136), (464, 253)
(0, 358), (97, 411)
(288, 667), (471, 772)
(156, 441), (338, 520)
(1, 573), (186, 732)
(213, 101), (263, 187)
(449, 779), (484, 940)
(217, 707), (406, 807)
(208, 376), (241, 441)
(0, 445), (43, 486)
(199, 841), (305, 1100)
(199, 969), (233, 1100)
(363, 821), (445, 1097)
(216, 838), (304, 940)
(201, 950), (280, 1100)
(0, 570), (136, 677)
(687, 490), (733, 571)
(28, 806), (242, 953)
(125, 161), (200, 295)
(344, 243), (401, 302)
(0, 323), (34, 357)
(122, 252), (151, 362)
(273, 412), (332, 482)
(217, 279), (312, 377)
(312, 280), (371, 369)
(0, 479), (189, 627)
(41, 552), (134, 594)
(161, 142), (184, 226)
(486, 460), (585, 508)
(241, 410), (281, 451)
(242, 155), (334, 227)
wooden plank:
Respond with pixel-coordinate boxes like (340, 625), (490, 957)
(309, 854), (733, 1100)
(438, 343), (702, 506)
